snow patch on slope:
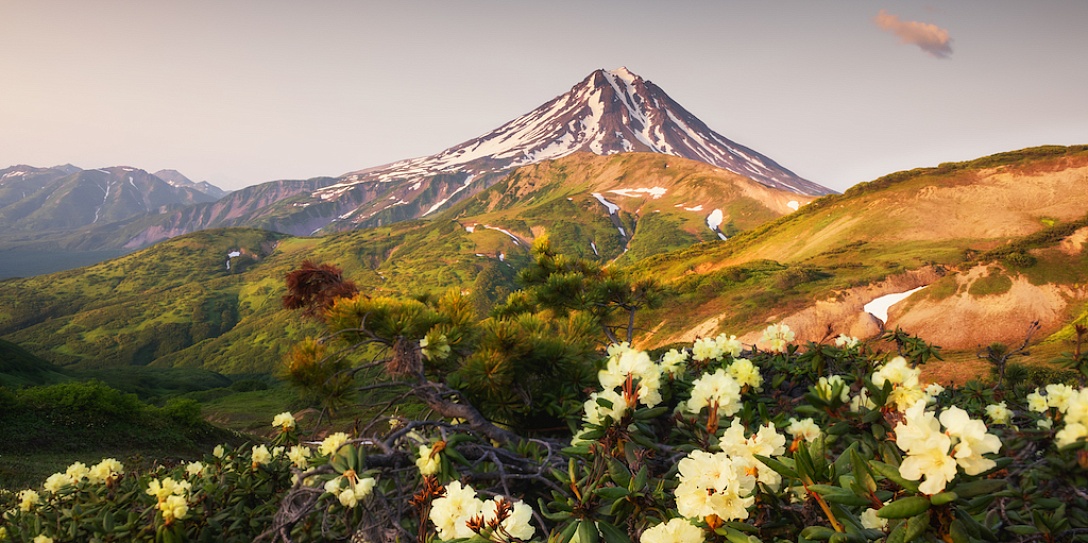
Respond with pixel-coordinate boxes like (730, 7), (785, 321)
(592, 193), (619, 214)
(608, 187), (667, 199)
(863, 286), (927, 323)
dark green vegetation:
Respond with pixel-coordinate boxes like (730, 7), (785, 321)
(0, 338), (68, 388)
(0, 380), (238, 487)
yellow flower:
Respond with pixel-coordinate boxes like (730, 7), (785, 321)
(761, 323), (794, 353)
(675, 450), (756, 521)
(939, 406), (1002, 475)
(33, 535), (53, 543)
(416, 444), (441, 476)
(582, 388), (628, 426)
(213, 444), (226, 458)
(692, 337), (723, 361)
(186, 461), (205, 478)
(18, 489), (40, 512)
(159, 494), (188, 523)
(429, 481), (482, 541)
(640, 518), (703, 543)
(146, 477), (188, 502)
(985, 402), (1011, 425)
(685, 369), (742, 416)
(251, 445), (272, 467)
(482, 497), (536, 541)
(319, 432), (350, 456)
(715, 333), (744, 358)
(88, 458), (123, 484)
(786, 417), (821, 443)
(814, 375), (849, 403)
(42, 473), (73, 493)
(834, 334), (859, 349)
(860, 508), (888, 531)
(272, 411), (296, 431)
(598, 347), (663, 407)
(288, 445), (311, 469)
(727, 358), (762, 389)
(65, 462), (90, 482)
(659, 348), (689, 376)
(898, 432), (957, 495)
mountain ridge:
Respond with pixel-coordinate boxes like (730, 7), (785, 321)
(117, 67), (831, 248)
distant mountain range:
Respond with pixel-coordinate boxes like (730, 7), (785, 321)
(0, 67), (832, 275)
(0, 165), (226, 232)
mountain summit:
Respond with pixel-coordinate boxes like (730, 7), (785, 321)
(123, 67), (833, 245)
(343, 67), (828, 196)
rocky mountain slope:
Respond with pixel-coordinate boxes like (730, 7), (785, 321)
(0, 165), (222, 232)
(152, 170), (231, 199)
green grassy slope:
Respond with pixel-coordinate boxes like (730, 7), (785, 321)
(0, 154), (801, 374)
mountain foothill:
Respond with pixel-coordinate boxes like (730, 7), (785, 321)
(1, 68), (1085, 384)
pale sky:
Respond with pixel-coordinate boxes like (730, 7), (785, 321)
(1, 1), (1085, 193)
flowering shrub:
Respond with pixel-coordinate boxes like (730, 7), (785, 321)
(3, 324), (1088, 542)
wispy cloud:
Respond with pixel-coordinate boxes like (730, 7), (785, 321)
(874, 10), (953, 58)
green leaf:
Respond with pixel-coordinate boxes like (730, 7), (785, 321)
(904, 511), (930, 541)
(594, 486), (630, 501)
(930, 491), (957, 506)
(597, 521), (628, 543)
(1006, 525), (1040, 535)
(607, 458), (632, 488)
(753, 454), (798, 480)
(577, 520), (599, 543)
(877, 496), (931, 519)
(631, 465), (648, 491)
(800, 526), (836, 540)
(868, 460), (920, 494)
(953, 478), (1006, 498)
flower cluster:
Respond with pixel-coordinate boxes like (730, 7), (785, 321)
(40, 458), (124, 494)
(1054, 386), (1088, 447)
(834, 334), (860, 349)
(598, 343), (664, 408)
(985, 401), (1012, 425)
(871, 356), (926, 411)
(429, 481), (535, 541)
(685, 369), (742, 417)
(674, 450), (757, 522)
(272, 411), (296, 431)
(641, 518), (704, 543)
(719, 419), (787, 489)
(894, 400), (1001, 494)
(786, 417), (821, 445)
(324, 471), (376, 509)
(146, 477), (191, 524)
(760, 323), (795, 353)
(318, 432), (350, 456)
(691, 333), (743, 362)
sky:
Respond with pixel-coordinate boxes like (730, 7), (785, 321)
(1, 1), (1086, 193)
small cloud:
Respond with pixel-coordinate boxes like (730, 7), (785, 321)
(874, 9), (953, 58)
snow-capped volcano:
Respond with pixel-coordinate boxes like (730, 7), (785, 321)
(123, 67), (833, 245)
(337, 67), (830, 196)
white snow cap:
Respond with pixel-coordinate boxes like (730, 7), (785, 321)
(609, 66), (638, 84)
